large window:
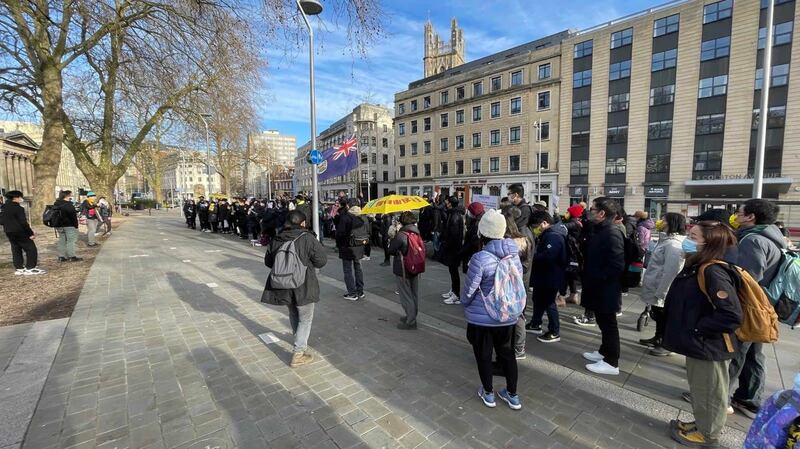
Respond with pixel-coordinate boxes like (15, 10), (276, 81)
(574, 40), (593, 58)
(472, 106), (482, 121)
(537, 122), (550, 141)
(538, 63), (551, 80)
(646, 154), (671, 174)
(537, 91), (550, 110)
(440, 162), (448, 175)
(440, 90), (449, 105)
(411, 164), (418, 177)
(510, 155), (521, 172)
(573, 70), (592, 88)
(571, 159), (589, 176)
(440, 138), (449, 152)
(511, 70), (523, 86)
(456, 160), (464, 175)
(423, 117), (431, 132)
(652, 49), (677, 71)
(411, 120), (418, 133)
(491, 101), (500, 118)
(456, 135), (464, 150)
(694, 151), (722, 173)
(490, 157), (500, 173)
(456, 109), (464, 124)
(472, 132), (482, 148)
(399, 144), (405, 157)
(490, 129), (501, 146)
(700, 36), (730, 61)
(571, 131), (590, 148)
(537, 153), (548, 170)
(753, 106), (787, 129)
(696, 113), (725, 135)
(698, 75), (728, 98)
(572, 100), (591, 118)
(759, 22), (794, 49)
(608, 92), (630, 112)
(605, 157), (627, 175)
(411, 142), (418, 155)
(648, 120), (673, 139)
(398, 103), (405, 114)
(756, 64), (790, 89)
(423, 141), (430, 154)
(472, 158), (482, 174)
(411, 100), (418, 112)
(611, 28), (633, 48)
(399, 166), (406, 178)
(511, 97), (522, 114)
(440, 113), (449, 128)
(703, 0), (732, 24)
(650, 84), (675, 105)
(423, 96), (431, 109)
(398, 123), (405, 136)
(456, 86), (465, 100)
(510, 126), (521, 144)
(473, 81), (483, 97)
(609, 60), (632, 80)
(654, 14), (680, 37)
(491, 76), (502, 92)
(424, 163), (431, 177)
(607, 126), (628, 144)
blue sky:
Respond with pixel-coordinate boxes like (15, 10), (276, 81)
(263, 0), (660, 146)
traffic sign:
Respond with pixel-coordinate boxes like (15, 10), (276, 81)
(307, 150), (324, 165)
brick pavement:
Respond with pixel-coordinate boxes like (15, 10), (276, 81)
(19, 213), (783, 448)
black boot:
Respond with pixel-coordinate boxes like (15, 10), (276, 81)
(639, 336), (660, 348)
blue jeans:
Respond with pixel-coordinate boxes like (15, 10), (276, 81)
(530, 287), (560, 335)
(342, 259), (364, 295)
(288, 302), (315, 353)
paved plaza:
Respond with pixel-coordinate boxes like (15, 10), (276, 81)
(8, 212), (800, 449)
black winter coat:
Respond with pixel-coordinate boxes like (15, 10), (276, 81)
(458, 213), (483, 266)
(580, 219), (626, 313)
(262, 226), (327, 306)
(53, 198), (79, 228)
(531, 224), (568, 291)
(335, 211), (366, 260)
(440, 206), (465, 267)
(0, 201), (33, 236)
(662, 263), (743, 361)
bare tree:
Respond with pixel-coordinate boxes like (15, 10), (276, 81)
(131, 119), (178, 204)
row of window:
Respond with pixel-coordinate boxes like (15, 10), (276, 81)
(397, 66), (552, 115)
(398, 155), (524, 178)
(572, 147), (746, 178)
(397, 95), (549, 136)
(571, 85), (673, 119)
(398, 124), (547, 156)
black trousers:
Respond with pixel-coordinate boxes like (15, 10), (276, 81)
(7, 233), (37, 269)
(448, 263), (461, 296)
(382, 236), (390, 262)
(199, 215), (209, 230)
(652, 305), (666, 340)
(186, 215), (196, 229)
(467, 323), (517, 395)
(595, 312), (620, 367)
(364, 243), (371, 257)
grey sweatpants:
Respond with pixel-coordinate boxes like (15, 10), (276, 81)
(396, 274), (419, 325)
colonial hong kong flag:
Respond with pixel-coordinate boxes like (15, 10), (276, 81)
(318, 135), (359, 182)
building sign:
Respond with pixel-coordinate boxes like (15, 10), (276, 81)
(644, 185), (669, 197)
(471, 194), (499, 209)
(693, 172), (783, 181)
(604, 185), (625, 197)
(533, 183), (552, 192)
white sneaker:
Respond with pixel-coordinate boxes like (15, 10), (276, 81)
(23, 268), (46, 275)
(441, 290), (454, 298)
(586, 360), (619, 376)
(14, 269), (25, 276)
(443, 293), (461, 305)
(582, 351), (604, 363)
(361, 256), (371, 261)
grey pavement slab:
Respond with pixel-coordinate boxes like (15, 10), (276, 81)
(18, 212), (799, 448)
(0, 318), (68, 449)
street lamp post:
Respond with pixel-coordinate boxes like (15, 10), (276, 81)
(297, 0), (323, 237)
(534, 119), (543, 202)
(198, 113), (213, 198)
(753, 0), (775, 199)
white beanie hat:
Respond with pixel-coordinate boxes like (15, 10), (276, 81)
(478, 209), (506, 240)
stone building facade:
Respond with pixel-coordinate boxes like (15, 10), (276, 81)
(424, 19), (465, 78)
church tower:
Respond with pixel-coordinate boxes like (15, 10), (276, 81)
(423, 18), (465, 78)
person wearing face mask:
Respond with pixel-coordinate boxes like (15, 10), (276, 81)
(662, 221), (743, 448)
(506, 184), (534, 244)
(526, 211), (568, 344)
(580, 197), (626, 376)
(53, 190), (82, 262)
(638, 213), (686, 356)
(79, 191), (101, 246)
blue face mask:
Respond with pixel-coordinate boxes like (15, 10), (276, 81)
(682, 238), (699, 254)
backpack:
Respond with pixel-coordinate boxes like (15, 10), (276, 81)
(480, 253), (527, 323)
(349, 216), (370, 247)
(620, 227), (644, 288)
(400, 231), (426, 276)
(699, 261), (779, 343)
(743, 232), (800, 328)
(267, 234), (307, 290)
(744, 388), (800, 449)
(42, 205), (63, 227)
(565, 233), (583, 274)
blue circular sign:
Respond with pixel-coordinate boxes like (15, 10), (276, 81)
(308, 150), (324, 165)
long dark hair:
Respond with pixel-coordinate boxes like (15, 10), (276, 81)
(685, 221), (737, 269)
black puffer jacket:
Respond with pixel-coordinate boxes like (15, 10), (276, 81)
(0, 201), (33, 236)
(662, 262), (743, 361)
(262, 226), (327, 306)
(53, 198), (79, 228)
(334, 211), (366, 260)
(440, 205), (465, 267)
(580, 219), (626, 314)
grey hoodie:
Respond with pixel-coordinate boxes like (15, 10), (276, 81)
(737, 224), (787, 285)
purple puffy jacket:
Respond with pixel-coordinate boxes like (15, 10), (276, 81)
(461, 238), (523, 327)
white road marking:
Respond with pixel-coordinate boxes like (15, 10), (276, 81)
(182, 260), (191, 263)
(206, 282), (218, 288)
(128, 254), (150, 258)
(258, 332), (280, 344)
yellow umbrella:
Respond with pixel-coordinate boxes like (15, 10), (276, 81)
(361, 194), (430, 215)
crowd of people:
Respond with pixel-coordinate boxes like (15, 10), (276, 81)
(0, 190), (113, 275)
(185, 186), (798, 448)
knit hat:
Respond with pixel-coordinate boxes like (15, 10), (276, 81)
(349, 206), (362, 216)
(478, 209), (506, 239)
(87, 191), (96, 197)
(534, 200), (548, 208)
(467, 202), (485, 217)
(567, 204), (584, 218)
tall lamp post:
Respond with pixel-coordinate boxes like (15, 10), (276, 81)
(198, 113), (213, 198)
(533, 119), (543, 203)
(297, 0), (323, 237)
(753, 0), (775, 199)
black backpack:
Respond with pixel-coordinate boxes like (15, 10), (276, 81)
(565, 233), (584, 274)
(42, 205), (63, 227)
(350, 216), (371, 247)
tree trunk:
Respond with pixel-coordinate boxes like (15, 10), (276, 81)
(30, 64), (65, 224)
